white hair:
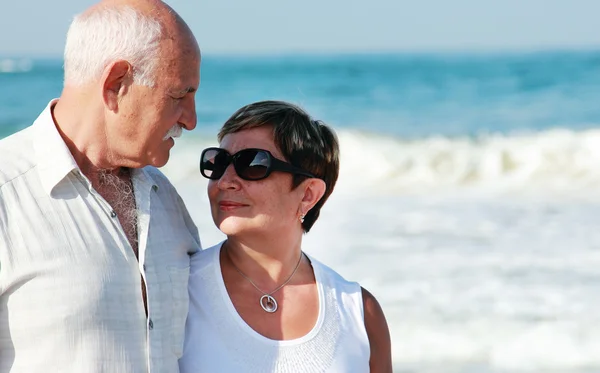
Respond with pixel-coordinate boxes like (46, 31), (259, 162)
(63, 6), (163, 87)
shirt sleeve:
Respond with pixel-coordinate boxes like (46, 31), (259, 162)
(0, 188), (8, 294)
(177, 193), (201, 255)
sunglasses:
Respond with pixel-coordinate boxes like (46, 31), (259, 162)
(200, 147), (316, 181)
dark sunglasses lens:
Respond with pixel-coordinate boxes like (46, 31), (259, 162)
(201, 149), (228, 179)
(235, 150), (270, 180)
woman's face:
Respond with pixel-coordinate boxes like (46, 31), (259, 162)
(207, 126), (305, 238)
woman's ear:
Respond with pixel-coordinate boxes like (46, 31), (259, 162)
(300, 178), (326, 212)
(102, 60), (133, 111)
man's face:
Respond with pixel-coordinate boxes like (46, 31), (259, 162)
(110, 40), (201, 168)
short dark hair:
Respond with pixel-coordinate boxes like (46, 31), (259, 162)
(218, 100), (340, 233)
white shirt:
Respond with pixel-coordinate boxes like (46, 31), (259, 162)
(179, 242), (371, 373)
(0, 101), (201, 373)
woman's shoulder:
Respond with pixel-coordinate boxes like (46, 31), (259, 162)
(307, 254), (362, 296)
(189, 241), (224, 276)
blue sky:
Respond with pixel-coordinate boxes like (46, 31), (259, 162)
(1, 0), (599, 56)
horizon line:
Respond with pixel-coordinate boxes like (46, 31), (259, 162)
(2, 44), (600, 60)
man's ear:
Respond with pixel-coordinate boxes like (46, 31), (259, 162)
(102, 60), (132, 112)
(300, 178), (326, 213)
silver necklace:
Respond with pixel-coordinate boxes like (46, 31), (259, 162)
(225, 246), (303, 313)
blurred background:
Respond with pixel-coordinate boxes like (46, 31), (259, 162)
(2, 1), (600, 372)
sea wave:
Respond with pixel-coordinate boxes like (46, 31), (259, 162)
(166, 128), (600, 195)
(335, 128), (600, 194)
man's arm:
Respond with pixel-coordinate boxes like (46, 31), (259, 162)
(362, 287), (393, 373)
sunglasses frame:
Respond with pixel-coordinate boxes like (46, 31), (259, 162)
(200, 147), (316, 181)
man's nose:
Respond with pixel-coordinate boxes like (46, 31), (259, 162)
(180, 96), (197, 131)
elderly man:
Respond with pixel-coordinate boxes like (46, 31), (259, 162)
(0, 0), (201, 372)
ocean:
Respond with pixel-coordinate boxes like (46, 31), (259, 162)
(2, 51), (600, 372)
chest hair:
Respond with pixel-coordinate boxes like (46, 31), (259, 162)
(92, 168), (147, 314)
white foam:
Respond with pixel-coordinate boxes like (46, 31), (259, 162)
(302, 194), (600, 371)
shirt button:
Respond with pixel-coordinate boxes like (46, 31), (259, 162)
(142, 264), (146, 271)
(152, 185), (158, 192)
(110, 211), (117, 218)
(149, 319), (154, 330)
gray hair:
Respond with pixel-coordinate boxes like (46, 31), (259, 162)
(63, 6), (162, 87)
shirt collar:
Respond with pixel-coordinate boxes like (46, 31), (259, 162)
(132, 167), (159, 193)
(34, 99), (79, 196)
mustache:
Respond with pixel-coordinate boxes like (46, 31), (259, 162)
(162, 125), (183, 140)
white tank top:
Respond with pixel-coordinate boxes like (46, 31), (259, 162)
(179, 242), (370, 373)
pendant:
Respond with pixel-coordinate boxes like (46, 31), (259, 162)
(260, 294), (278, 313)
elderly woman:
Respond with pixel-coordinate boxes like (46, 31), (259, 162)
(179, 101), (392, 372)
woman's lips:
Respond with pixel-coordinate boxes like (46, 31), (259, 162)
(218, 200), (247, 211)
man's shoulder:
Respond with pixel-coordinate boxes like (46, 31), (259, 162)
(0, 127), (36, 188)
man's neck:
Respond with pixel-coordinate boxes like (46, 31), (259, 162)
(52, 91), (115, 175)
